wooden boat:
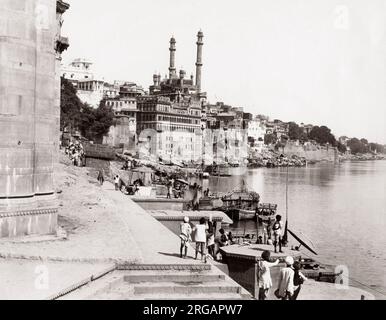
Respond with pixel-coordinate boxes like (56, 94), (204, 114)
(237, 208), (256, 220)
(204, 164), (232, 177)
(221, 180), (260, 221)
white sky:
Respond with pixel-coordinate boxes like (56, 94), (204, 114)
(62, 0), (386, 143)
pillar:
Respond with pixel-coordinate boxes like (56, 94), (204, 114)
(0, 0), (69, 238)
(169, 37), (176, 79)
(195, 30), (204, 93)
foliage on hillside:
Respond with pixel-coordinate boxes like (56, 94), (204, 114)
(60, 77), (114, 143)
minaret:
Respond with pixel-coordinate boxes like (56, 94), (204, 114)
(169, 36), (177, 79)
(195, 30), (204, 93)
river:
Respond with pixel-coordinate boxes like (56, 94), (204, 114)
(200, 160), (386, 299)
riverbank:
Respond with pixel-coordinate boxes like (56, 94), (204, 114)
(0, 153), (379, 299)
(340, 153), (386, 161)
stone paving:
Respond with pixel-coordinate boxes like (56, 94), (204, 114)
(100, 182), (205, 265)
(0, 259), (113, 300)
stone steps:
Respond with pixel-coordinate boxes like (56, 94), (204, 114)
(139, 293), (251, 300)
(58, 265), (252, 300)
(124, 273), (225, 283)
(133, 281), (241, 295)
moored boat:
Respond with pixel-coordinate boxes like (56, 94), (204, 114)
(237, 208), (256, 220)
(220, 180), (260, 221)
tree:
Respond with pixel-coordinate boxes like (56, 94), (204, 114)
(309, 125), (336, 146)
(369, 143), (385, 154)
(347, 138), (366, 154)
(288, 122), (302, 141)
(299, 131), (309, 143)
(79, 101), (115, 143)
(360, 138), (368, 145)
(264, 133), (277, 145)
(60, 77), (83, 133)
(337, 142), (347, 153)
(60, 78), (115, 143)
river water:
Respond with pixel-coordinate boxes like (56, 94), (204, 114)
(201, 160), (386, 299)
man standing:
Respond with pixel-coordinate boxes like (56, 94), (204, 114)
(276, 256), (295, 300)
(257, 250), (279, 300)
(97, 170), (104, 186)
(114, 175), (120, 191)
(272, 215), (283, 253)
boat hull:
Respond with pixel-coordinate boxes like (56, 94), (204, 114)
(257, 214), (275, 223)
(236, 209), (256, 220)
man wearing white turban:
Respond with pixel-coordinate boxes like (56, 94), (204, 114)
(276, 256), (295, 300)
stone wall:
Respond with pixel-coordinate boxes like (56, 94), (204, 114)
(283, 141), (338, 162)
(223, 255), (259, 297)
(0, 0), (67, 237)
(103, 117), (136, 150)
(133, 199), (185, 211)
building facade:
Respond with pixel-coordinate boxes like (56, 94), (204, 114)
(136, 32), (205, 164)
(137, 96), (202, 163)
(247, 116), (266, 153)
(202, 103), (249, 165)
(61, 58), (94, 86)
(76, 79), (105, 108)
(103, 97), (137, 150)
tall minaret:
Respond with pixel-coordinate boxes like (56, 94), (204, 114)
(169, 36), (177, 79)
(195, 30), (204, 93)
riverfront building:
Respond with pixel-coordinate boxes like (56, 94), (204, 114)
(101, 82), (145, 150)
(136, 96), (202, 164)
(201, 103), (249, 165)
(136, 32), (205, 164)
(103, 97), (138, 152)
(247, 116), (267, 153)
(61, 58), (94, 87)
(61, 59), (145, 108)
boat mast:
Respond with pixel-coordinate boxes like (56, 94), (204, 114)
(283, 164), (289, 244)
(286, 164), (288, 222)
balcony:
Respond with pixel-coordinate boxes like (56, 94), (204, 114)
(55, 36), (69, 54)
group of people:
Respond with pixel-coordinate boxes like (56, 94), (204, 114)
(65, 141), (85, 167)
(113, 174), (145, 195)
(166, 178), (186, 199)
(165, 180), (205, 210)
(179, 216), (232, 262)
(258, 250), (307, 300)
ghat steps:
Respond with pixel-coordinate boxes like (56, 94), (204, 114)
(59, 266), (252, 300)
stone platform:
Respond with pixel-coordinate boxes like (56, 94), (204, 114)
(221, 243), (303, 261)
(0, 176), (247, 299)
(220, 243), (374, 300)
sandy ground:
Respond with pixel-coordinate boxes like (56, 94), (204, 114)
(0, 153), (142, 263)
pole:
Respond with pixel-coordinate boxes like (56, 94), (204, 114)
(283, 164), (289, 245)
(286, 164), (288, 222)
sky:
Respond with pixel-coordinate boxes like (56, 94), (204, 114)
(62, 0), (386, 143)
